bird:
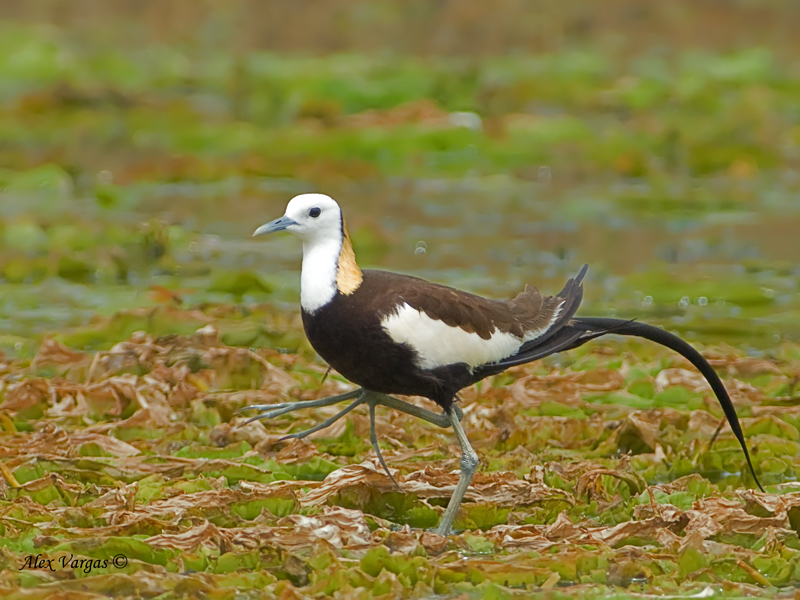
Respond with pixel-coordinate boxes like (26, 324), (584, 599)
(243, 193), (763, 537)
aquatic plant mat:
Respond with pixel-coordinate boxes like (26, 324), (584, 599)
(1, 319), (800, 598)
(2, 1), (800, 596)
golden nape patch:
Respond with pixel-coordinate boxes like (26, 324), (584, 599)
(337, 224), (363, 295)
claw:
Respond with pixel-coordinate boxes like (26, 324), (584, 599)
(237, 403), (291, 414)
(369, 401), (401, 489)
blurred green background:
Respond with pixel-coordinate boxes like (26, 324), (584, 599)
(0, 0), (798, 356)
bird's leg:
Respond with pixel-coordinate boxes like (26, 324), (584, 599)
(240, 387), (468, 504)
(240, 389), (363, 424)
(435, 406), (479, 537)
(362, 390), (457, 485)
(360, 391), (465, 484)
(368, 392), (463, 428)
(241, 387), (462, 429)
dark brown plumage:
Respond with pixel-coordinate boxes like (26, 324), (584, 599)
(302, 266), (587, 408)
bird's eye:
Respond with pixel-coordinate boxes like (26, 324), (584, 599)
(309, 207), (321, 218)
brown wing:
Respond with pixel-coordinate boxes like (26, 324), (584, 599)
(361, 265), (588, 342)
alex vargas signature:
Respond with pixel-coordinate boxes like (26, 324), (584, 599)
(20, 553), (128, 573)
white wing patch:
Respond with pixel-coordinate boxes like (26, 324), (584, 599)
(382, 302), (563, 370)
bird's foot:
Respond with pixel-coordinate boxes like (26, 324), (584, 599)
(240, 389), (363, 424)
(238, 389), (464, 496)
(238, 388), (398, 483)
(278, 395), (365, 441)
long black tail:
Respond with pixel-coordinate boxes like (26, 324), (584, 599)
(474, 316), (764, 491)
(574, 317), (763, 491)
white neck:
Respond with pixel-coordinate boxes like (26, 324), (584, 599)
(300, 235), (342, 313)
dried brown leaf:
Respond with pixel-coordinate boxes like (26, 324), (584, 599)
(419, 530), (448, 555)
(32, 339), (91, 368)
(589, 506), (688, 547)
(274, 438), (324, 463)
(655, 368), (711, 393)
(545, 511), (586, 541)
(485, 524), (557, 551)
(707, 355), (784, 377)
(696, 497), (787, 535)
(1, 378), (50, 413)
(146, 520), (228, 552)
(687, 410), (725, 438)
(20, 472), (84, 497)
(222, 506), (374, 554)
(71, 432), (141, 457)
(209, 419), (271, 448)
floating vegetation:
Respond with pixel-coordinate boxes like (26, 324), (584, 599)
(1, 330), (800, 597)
(1, 2), (800, 596)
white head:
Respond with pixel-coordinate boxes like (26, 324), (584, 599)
(254, 193), (362, 312)
(254, 193), (343, 242)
